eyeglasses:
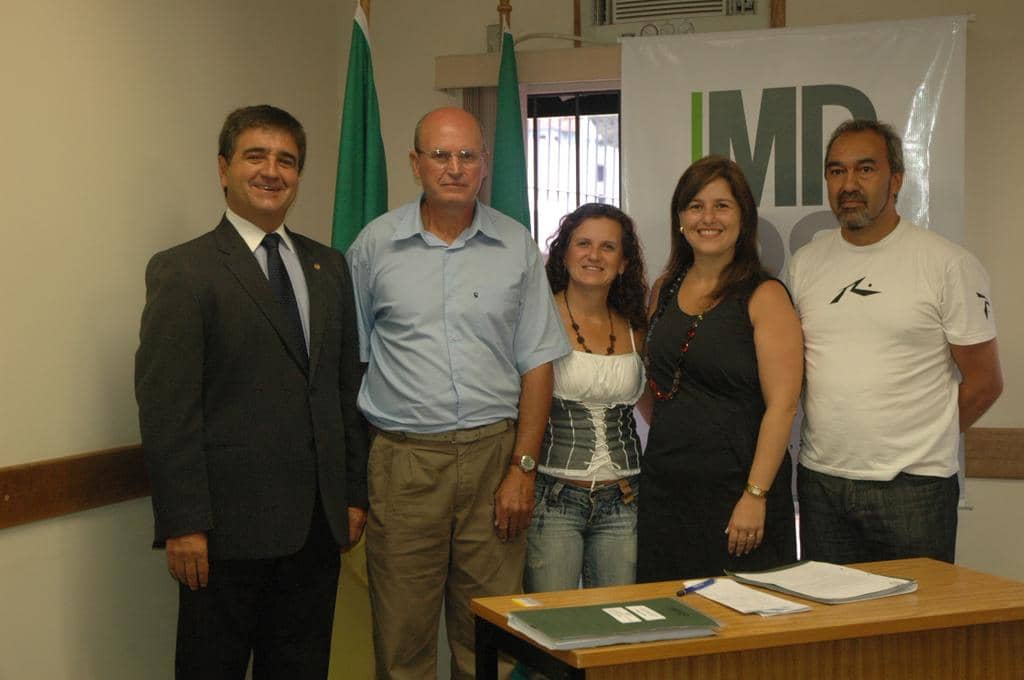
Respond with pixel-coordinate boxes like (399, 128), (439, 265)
(416, 148), (487, 167)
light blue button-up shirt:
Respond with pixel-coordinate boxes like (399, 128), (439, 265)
(347, 199), (570, 433)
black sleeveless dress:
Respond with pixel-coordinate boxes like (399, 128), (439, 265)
(637, 276), (796, 582)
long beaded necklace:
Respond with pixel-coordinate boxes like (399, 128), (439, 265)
(643, 270), (706, 401)
(563, 289), (616, 354)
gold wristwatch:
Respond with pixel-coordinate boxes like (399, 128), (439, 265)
(513, 454), (537, 473)
(745, 481), (769, 498)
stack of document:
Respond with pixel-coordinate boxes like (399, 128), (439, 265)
(681, 578), (811, 616)
(728, 561), (918, 604)
(507, 598), (718, 650)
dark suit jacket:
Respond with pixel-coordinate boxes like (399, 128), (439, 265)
(135, 217), (368, 560)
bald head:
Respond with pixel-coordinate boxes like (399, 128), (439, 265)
(413, 107), (486, 152)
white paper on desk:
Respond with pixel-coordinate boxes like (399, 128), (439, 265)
(682, 579), (811, 616)
(730, 561), (918, 604)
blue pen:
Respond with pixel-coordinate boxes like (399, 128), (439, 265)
(676, 578), (715, 597)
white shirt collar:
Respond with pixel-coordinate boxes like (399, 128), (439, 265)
(224, 207), (297, 254)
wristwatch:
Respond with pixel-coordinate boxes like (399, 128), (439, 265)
(513, 454), (537, 473)
(745, 481), (769, 498)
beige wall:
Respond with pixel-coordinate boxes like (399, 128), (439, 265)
(0, 0), (352, 676)
(0, 0), (1019, 676)
(0, 0), (352, 468)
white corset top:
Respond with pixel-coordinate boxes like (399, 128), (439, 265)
(552, 349), (646, 406)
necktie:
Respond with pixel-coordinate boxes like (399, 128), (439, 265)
(261, 233), (309, 365)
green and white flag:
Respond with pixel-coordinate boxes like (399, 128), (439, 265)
(331, 3), (387, 253)
(490, 27), (530, 228)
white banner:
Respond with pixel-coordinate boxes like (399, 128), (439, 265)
(621, 16), (967, 278)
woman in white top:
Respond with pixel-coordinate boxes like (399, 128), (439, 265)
(525, 203), (649, 591)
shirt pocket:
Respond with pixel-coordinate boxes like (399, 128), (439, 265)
(467, 284), (521, 335)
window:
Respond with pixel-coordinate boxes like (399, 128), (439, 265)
(527, 91), (621, 250)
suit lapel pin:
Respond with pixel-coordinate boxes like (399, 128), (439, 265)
(313, 263), (321, 270)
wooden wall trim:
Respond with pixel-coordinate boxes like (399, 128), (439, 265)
(0, 425), (1020, 531)
(0, 445), (149, 530)
(770, 0), (786, 29)
(966, 428), (1024, 480)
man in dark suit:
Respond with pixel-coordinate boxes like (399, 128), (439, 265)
(136, 105), (368, 679)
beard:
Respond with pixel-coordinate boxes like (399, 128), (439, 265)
(835, 191), (873, 230)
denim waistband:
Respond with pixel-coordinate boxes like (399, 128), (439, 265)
(540, 473), (638, 504)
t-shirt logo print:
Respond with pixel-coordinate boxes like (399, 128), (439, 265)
(976, 292), (991, 318)
(830, 277), (882, 304)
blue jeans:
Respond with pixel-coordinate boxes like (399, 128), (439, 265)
(798, 465), (959, 564)
(524, 473), (638, 592)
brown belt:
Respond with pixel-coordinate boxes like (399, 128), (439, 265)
(379, 418), (513, 444)
(562, 478), (619, 490)
(556, 477), (636, 505)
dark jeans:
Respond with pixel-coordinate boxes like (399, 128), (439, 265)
(798, 464), (959, 564)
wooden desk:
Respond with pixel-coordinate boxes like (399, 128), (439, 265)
(472, 559), (1024, 679)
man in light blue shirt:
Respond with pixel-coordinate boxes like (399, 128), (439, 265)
(346, 107), (569, 679)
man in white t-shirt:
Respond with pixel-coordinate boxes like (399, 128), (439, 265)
(786, 120), (1003, 564)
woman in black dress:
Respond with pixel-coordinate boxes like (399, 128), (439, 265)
(637, 156), (803, 581)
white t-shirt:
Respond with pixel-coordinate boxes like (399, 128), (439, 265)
(786, 220), (996, 480)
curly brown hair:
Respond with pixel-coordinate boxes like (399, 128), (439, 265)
(546, 203), (648, 331)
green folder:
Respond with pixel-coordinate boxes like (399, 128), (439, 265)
(507, 597), (719, 650)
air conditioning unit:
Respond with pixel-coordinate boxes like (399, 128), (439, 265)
(584, 0), (768, 41)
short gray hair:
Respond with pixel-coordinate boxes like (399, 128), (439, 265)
(825, 119), (904, 176)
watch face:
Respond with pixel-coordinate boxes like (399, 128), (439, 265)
(519, 455), (536, 472)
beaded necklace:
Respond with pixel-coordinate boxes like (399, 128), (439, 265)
(643, 270), (706, 401)
(564, 289), (616, 355)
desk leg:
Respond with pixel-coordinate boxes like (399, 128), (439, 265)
(475, 616), (585, 680)
(475, 616), (500, 680)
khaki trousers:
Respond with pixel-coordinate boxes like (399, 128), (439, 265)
(366, 420), (524, 680)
